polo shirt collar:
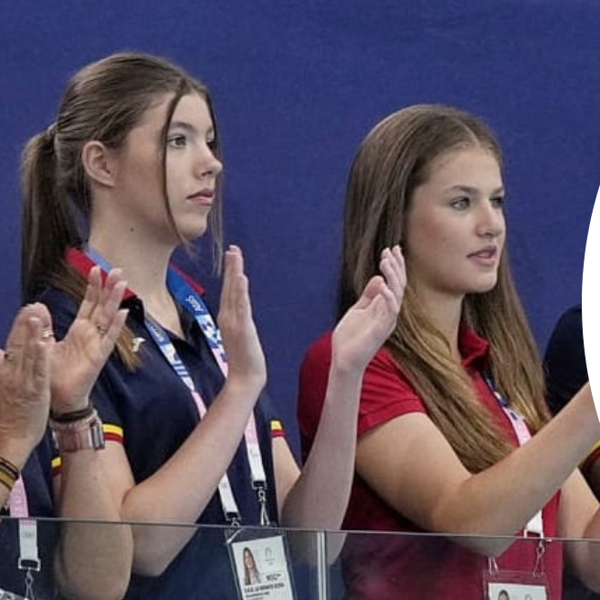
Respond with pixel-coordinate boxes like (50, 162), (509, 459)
(65, 247), (206, 302)
(458, 325), (489, 370)
(66, 248), (137, 300)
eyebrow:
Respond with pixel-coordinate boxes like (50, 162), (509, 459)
(445, 185), (505, 196)
(168, 121), (215, 137)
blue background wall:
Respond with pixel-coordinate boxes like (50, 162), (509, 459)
(1, 0), (598, 453)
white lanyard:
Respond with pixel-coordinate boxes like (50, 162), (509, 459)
(484, 373), (544, 537)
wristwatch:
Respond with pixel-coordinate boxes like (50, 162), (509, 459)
(49, 409), (106, 452)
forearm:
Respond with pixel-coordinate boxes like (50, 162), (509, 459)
(434, 385), (599, 554)
(281, 366), (363, 529)
(55, 449), (133, 600)
(120, 377), (263, 575)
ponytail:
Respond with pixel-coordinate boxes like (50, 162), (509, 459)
(20, 53), (221, 371)
(21, 126), (81, 303)
(21, 127), (141, 370)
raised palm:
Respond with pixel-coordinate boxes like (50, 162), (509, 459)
(50, 267), (128, 414)
(332, 246), (406, 372)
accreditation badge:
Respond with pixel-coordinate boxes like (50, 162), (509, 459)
(227, 531), (296, 600)
(483, 573), (548, 600)
(482, 542), (549, 600)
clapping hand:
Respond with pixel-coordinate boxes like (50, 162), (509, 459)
(217, 245), (266, 393)
(332, 245), (406, 372)
(0, 304), (53, 459)
(50, 266), (128, 415)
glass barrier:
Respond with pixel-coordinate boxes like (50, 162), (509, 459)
(0, 517), (599, 599)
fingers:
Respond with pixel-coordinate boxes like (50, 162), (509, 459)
(90, 268), (125, 326)
(98, 276), (127, 325)
(26, 303), (52, 329)
(17, 315), (43, 382)
(75, 266), (127, 332)
(220, 245), (249, 317)
(76, 265), (103, 322)
(2, 313), (51, 415)
(99, 309), (129, 357)
(4, 306), (34, 361)
(354, 276), (385, 309)
(224, 245), (244, 281)
(379, 245), (406, 302)
(354, 245), (406, 314)
(90, 270), (128, 357)
(21, 317), (51, 400)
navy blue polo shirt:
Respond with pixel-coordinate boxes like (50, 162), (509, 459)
(40, 250), (283, 600)
(0, 437), (57, 600)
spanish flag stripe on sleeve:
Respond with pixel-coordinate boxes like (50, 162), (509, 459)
(104, 424), (124, 443)
(52, 423), (124, 475)
(270, 419), (285, 438)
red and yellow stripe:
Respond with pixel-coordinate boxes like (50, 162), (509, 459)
(52, 423), (124, 475)
(270, 419), (285, 438)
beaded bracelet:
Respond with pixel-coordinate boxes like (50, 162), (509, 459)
(0, 456), (19, 492)
(50, 403), (95, 423)
(0, 456), (19, 480)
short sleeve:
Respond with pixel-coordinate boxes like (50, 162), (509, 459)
(358, 347), (426, 435)
(297, 332), (426, 463)
(256, 391), (286, 439)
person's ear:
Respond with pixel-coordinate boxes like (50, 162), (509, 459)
(81, 140), (118, 188)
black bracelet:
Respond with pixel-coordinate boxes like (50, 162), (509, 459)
(50, 403), (95, 423)
(0, 456), (19, 480)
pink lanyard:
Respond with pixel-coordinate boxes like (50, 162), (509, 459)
(85, 246), (271, 526)
(144, 267), (270, 526)
(484, 373), (544, 537)
(7, 475), (41, 574)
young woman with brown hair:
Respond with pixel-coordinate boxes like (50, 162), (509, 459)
(21, 52), (406, 599)
(298, 104), (600, 599)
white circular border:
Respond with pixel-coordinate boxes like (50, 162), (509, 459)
(582, 185), (600, 418)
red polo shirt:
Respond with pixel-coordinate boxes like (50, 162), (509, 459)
(298, 328), (562, 600)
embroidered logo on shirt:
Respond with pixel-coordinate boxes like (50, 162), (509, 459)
(132, 337), (146, 353)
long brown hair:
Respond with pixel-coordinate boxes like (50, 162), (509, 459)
(340, 104), (548, 473)
(21, 52), (223, 368)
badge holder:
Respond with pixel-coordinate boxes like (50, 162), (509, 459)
(482, 540), (549, 600)
(16, 518), (40, 600)
(226, 526), (296, 600)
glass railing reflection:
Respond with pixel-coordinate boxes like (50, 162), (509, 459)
(0, 518), (599, 599)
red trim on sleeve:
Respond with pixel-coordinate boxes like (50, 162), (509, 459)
(270, 419), (285, 438)
(51, 423), (124, 476)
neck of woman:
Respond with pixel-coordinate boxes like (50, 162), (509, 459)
(87, 230), (185, 337)
(419, 292), (464, 361)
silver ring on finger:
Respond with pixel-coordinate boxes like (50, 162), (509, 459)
(41, 327), (55, 340)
